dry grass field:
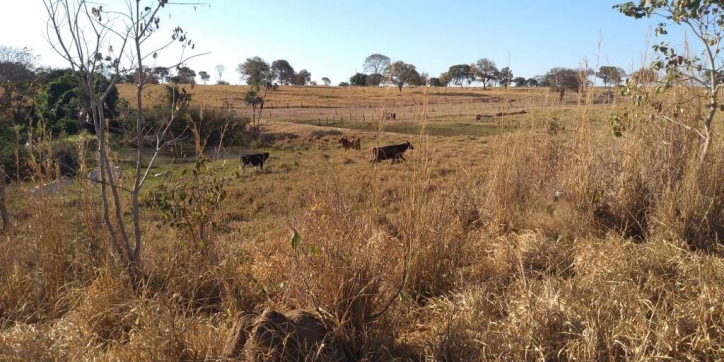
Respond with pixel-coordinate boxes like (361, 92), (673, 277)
(2, 83), (724, 360)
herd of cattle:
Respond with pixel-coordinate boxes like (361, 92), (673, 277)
(239, 137), (415, 172)
(28, 137), (415, 196)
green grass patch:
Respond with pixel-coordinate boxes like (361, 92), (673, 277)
(282, 119), (519, 137)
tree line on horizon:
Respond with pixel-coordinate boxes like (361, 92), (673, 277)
(95, 52), (634, 98)
(228, 53), (632, 97)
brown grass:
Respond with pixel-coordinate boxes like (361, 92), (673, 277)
(2, 84), (724, 360)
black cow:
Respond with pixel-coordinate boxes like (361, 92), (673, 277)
(240, 152), (270, 172)
(372, 141), (414, 164)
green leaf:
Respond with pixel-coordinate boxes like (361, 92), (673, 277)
(290, 229), (301, 250)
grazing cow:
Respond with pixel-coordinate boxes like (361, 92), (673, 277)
(339, 136), (361, 151)
(384, 113), (396, 120)
(30, 177), (72, 197)
(372, 141), (414, 164)
(88, 166), (122, 186)
(240, 152), (270, 172)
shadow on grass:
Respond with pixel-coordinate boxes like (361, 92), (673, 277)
(283, 119), (519, 138)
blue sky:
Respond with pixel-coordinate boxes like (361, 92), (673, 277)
(4, 1), (684, 85)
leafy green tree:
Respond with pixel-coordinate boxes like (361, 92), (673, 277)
(499, 67), (513, 88)
(512, 76), (526, 87)
(545, 67), (580, 102)
(350, 73), (367, 86)
(363, 53), (391, 75)
(338, 81), (350, 87)
(176, 66), (196, 84)
(525, 78), (539, 87)
(407, 70), (423, 86)
(366, 73), (383, 86)
(474, 58), (499, 89)
(385, 61), (418, 93)
(271, 59), (295, 85)
(596, 66), (626, 89)
(321, 77), (331, 86)
(237, 56), (275, 87)
(615, 0), (724, 161)
(37, 69), (119, 136)
(438, 72), (451, 86)
(198, 71), (210, 84)
(447, 64), (475, 87)
(428, 77), (443, 87)
(419, 72), (429, 86)
(153, 66), (169, 83)
(294, 69), (311, 86)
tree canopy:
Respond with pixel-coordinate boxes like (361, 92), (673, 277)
(198, 71), (210, 84)
(294, 69), (312, 86)
(545, 67), (580, 101)
(447, 64), (475, 87)
(271, 59), (295, 85)
(169, 66), (196, 84)
(152, 67), (169, 83)
(237, 57), (275, 86)
(474, 58), (499, 89)
(349, 73), (367, 86)
(366, 73), (384, 86)
(499, 67), (513, 88)
(385, 61), (418, 93)
(512, 76), (526, 87)
(596, 66), (626, 89)
(0, 46), (37, 113)
(428, 77), (443, 87)
(363, 53), (391, 75)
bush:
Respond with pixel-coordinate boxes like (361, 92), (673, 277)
(134, 105), (249, 151)
(35, 69), (119, 137)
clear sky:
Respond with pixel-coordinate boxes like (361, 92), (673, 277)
(2, 0), (686, 85)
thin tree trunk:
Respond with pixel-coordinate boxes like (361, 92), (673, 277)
(700, 97), (716, 164)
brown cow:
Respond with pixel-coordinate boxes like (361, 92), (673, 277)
(339, 136), (361, 151)
(384, 112), (396, 120)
